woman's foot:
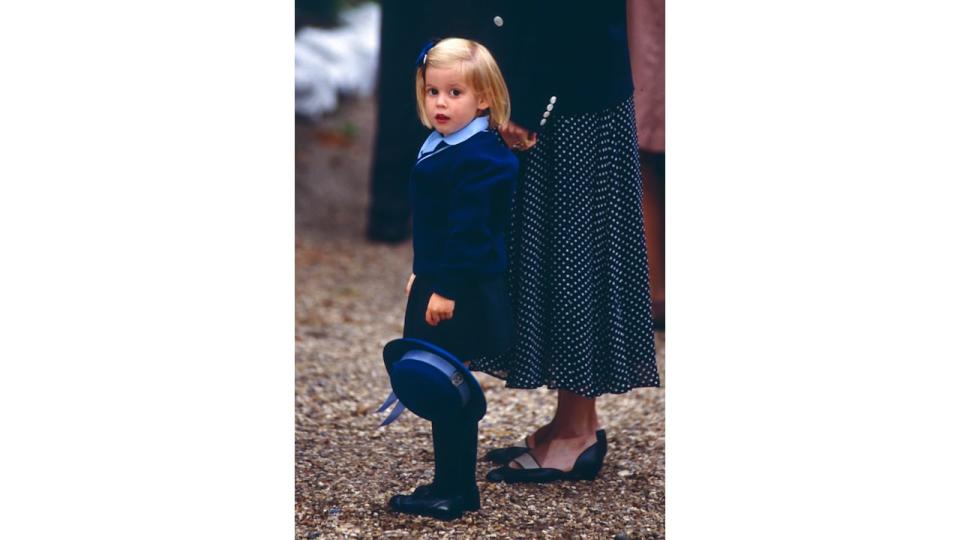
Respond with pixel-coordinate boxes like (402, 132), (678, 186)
(515, 420), (563, 450)
(486, 430), (607, 483)
(525, 421), (555, 449)
(508, 430), (598, 472)
(483, 421), (554, 464)
(489, 388), (601, 470)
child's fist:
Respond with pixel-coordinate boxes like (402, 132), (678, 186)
(425, 293), (455, 326)
(405, 273), (416, 296)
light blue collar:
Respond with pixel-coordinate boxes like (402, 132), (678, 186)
(417, 116), (490, 160)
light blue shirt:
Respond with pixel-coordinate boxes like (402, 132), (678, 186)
(417, 116), (490, 161)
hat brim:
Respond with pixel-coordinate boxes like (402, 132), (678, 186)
(383, 337), (486, 422)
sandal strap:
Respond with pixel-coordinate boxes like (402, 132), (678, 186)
(513, 452), (541, 470)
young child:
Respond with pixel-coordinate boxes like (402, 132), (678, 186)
(386, 37), (518, 520)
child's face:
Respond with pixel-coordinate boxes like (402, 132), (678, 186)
(423, 65), (489, 136)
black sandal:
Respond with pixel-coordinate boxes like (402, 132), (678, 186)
(482, 435), (533, 464)
(485, 430), (607, 484)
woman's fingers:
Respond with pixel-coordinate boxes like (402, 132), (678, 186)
(501, 121), (532, 150)
(500, 121), (537, 151)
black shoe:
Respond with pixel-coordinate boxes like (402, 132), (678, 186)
(411, 483), (436, 497)
(388, 488), (480, 521)
(482, 435), (532, 465)
(410, 482), (480, 510)
(486, 430), (607, 484)
(387, 418), (482, 520)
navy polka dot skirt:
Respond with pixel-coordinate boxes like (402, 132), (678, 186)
(472, 97), (661, 397)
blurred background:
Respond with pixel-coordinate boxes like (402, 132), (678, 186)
(295, 1), (665, 537)
(295, 0), (380, 240)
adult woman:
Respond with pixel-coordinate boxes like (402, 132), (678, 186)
(470, 0), (661, 482)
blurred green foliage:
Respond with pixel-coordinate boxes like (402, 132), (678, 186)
(340, 121), (358, 140)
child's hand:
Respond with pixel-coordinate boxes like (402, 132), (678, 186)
(405, 273), (416, 296)
(425, 293), (455, 326)
(499, 121), (537, 151)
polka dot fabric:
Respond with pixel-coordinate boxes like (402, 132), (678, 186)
(472, 97), (660, 397)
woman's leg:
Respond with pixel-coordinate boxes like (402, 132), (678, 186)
(511, 389), (601, 470)
(640, 150), (665, 326)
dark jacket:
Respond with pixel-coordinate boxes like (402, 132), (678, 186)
(409, 127), (518, 301)
(424, 0), (634, 132)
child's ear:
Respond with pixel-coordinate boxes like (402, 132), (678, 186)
(477, 95), (490, 111)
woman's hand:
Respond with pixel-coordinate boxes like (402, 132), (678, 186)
(499, 121), (537, 151)
(405, 273), (416, 296)
(425, 293), (455, 326)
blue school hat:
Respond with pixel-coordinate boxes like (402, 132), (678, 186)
(377, 338), (486, 425)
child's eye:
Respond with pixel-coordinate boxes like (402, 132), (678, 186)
(427, 88), (438, 96)
(450, 89), (462, 97)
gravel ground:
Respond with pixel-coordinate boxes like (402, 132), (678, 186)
(296, 98), (665, 539)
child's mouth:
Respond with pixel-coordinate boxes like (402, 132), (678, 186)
(435, 114), (450, 123)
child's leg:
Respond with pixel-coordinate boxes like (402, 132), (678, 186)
(432, 419), (480, 504)
(453, 419), (479, 503)
(430, 421), (456, 493)
(388, 419), (479, 519)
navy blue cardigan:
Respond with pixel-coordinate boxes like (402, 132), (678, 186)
(409, 129), (518, 301)
(496, 0), (634, 132)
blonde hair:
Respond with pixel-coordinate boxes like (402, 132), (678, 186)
(415, 38), (511, 130)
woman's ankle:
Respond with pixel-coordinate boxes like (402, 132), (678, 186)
(547, 421), (600, 439)
(528, 421), (553, 447)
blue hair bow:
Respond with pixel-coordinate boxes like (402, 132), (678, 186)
(415, 39), (437, 68)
